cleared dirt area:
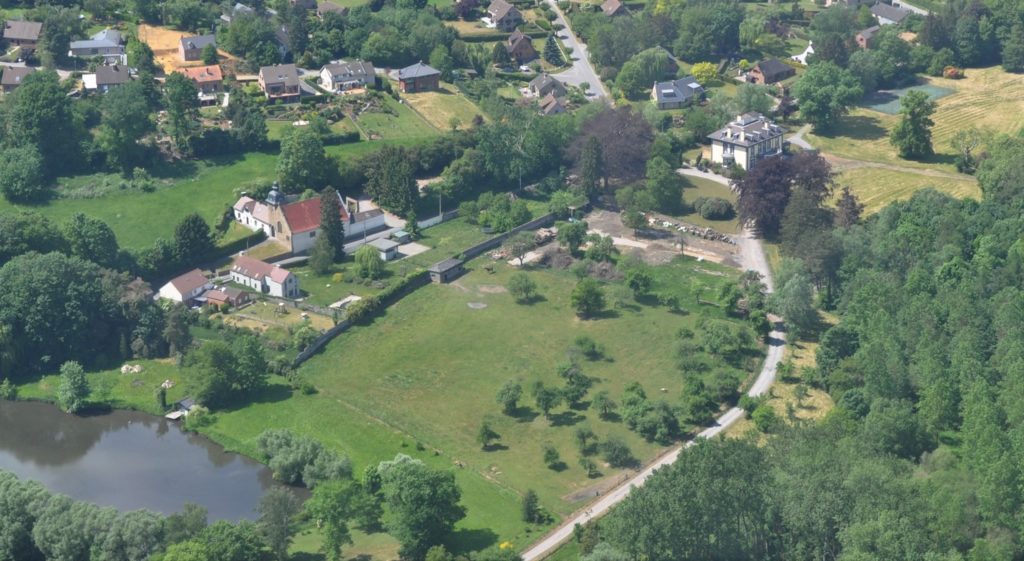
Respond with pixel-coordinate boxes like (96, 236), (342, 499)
(138, 24), (236, 74)
(586, 209), (742, 268)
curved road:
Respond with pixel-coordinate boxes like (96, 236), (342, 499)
(521, 174), (783, 561)
(543, 0), (610, 100)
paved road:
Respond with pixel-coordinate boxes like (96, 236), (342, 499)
(543, 0), (610, 100)
(787, 124), (814, 151)
(520, 180), (783, 561)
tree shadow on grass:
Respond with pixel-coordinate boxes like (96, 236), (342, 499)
(816, 114), (888, 142)
(482, 443), (509, 452)
(292, 553), (327, 561)
(549, 411), (585, 427)
(515, 293), (548, 305)
(446, 528), (499, 555)
(220, 384), (293, 413)
(512, 406), (539, 423)
(586, 308), (620, 320)
(547, 461), (569, 472)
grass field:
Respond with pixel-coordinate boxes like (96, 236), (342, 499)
(196, 255), (752, 552)
(403, 83), (486, 131)
(267, 118), (359, 141)
(0, 140), (425, 250)
(834, 167), (981, 214)
(800, 66), (1024, 210)
(356, 96), (439, 139)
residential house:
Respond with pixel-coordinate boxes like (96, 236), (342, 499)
(317, 0), (349, 18)
(748, 59), (795, 85)
(205, 287), (249, 308)
(158, 269), (212, 305)
(825, 0), (870, 7)
(505, 29), (537, 64)
(230, 255), (300, 299)
(85, 64), (130, 93)
(258, 63), (300, 101)
(398, 61), (441, 93)
(179, 34), (217, 61)
(369, 238), (400, 261)
(487, 0), (523, 31)
(1, 66), (34, 93)
(429, 258), (465, 283)
(3, 20), (42, 53)
(176, 65), (223, 105)
(538, 93), (566, 115)
(601, 0), (627, 16)
(232, 185), (387, 254)
(319, 60), (375, 92)
(528, 73), (565, 98)
(69, 29), (125, 64)
(707, 112), (785, 170)
(856, 25), (880, 48)
(651, 75), (704, 110)
(871, 2), (910, 25)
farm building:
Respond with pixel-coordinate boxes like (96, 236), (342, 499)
(230, 255), (300, 298)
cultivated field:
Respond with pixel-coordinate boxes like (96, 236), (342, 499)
(137, 24), (235, 74)
(833, 167), (981, 214)
(403, 83), (485, 131)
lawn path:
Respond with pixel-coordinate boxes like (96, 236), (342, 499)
(521, 172), (785, 561)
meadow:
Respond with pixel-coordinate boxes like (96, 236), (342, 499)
(355, 95), (439, 139)
(403, 83), (487, 131)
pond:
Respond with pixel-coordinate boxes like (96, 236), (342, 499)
(0, 400), (301, 521)
(860, 84), (955, 115)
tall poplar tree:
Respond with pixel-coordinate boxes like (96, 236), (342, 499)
(319, 187), (345, 261)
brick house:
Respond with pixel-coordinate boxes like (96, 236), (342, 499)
(748, 58), (795, 85)
(398, 61), (441, 93)
(258, 63), (300, 102)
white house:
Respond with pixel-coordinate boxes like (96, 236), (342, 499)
(319, 60), (375, 92)
(230, 255), (300, 298)
(158, 269), (212, 305)
(233, 186), (387, 254)
(69, 28), (126, 64)
(707, 113), (784, 170)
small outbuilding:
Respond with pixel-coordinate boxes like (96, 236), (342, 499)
(429, 258), (465, 284)
(392, 230), (412, 244)
(369, 238), (400, 261)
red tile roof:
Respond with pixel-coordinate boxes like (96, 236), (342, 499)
(177, 64), (223, 84)
(281, 196), (348, 234)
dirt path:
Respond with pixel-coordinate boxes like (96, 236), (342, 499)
(822, 154), (973, 180)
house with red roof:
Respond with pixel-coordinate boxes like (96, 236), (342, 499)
(158, 269), (213, 305)
(230, 255), (300, 298)
(232, 184), (386, 254)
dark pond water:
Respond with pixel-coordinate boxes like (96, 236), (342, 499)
(0, 400), (298, 521)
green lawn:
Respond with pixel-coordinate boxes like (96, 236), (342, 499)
(356, 96), (439, 140)
(403, 83), (487, 131)
(834, 167), (981, 215)
(0, 141), (426, 250)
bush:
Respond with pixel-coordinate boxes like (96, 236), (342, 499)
(572, 335), (605, 360)
(0, 378), (16, 400)
(256, 428), (352, 488)
(693, 197), (735, 220)
(751, 404), (781, 433)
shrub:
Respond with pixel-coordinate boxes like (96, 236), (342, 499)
(572, 335), (605, 360)
(0, 378), (16, 400)
(751, 404), (782, 433)
(693, 197), (735, 220)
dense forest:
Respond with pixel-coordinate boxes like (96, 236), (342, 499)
(574, 132), (1024, 561)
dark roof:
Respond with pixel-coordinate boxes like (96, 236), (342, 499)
(178, 398), (196, 410)
(166, 269), (209, 294)
(317, 0), (349, 14)
(529, 73), (566, 96)
(429, 258), (464, 273)
(707, 112), (784, 147)
(652, 75), (703, 104)
(488, 0), (520, 21)
(70, 29), (123, 51)
(96, 64), (130, 85)
(368, 238), (400, 251)
(753, 58), (793, 80)
(399, 61), (441, 80)
(180, 34), (216, 51)
(260, 63), (300, 86)
(858, 25), (881, 40)
(871, 2), (910, 22)
(1, 66), (34, 86)
(353, 208), (384, 222)
(3, 20), (42, 41)
(539, 93), (566, 115)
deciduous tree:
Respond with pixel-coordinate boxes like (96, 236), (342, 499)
(889, 89), (936, 160)
(278, 127), (329, 193)
(258, 488), (301, 561)
(57, 361), (90, 413)
(791, 61), (863, 131)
